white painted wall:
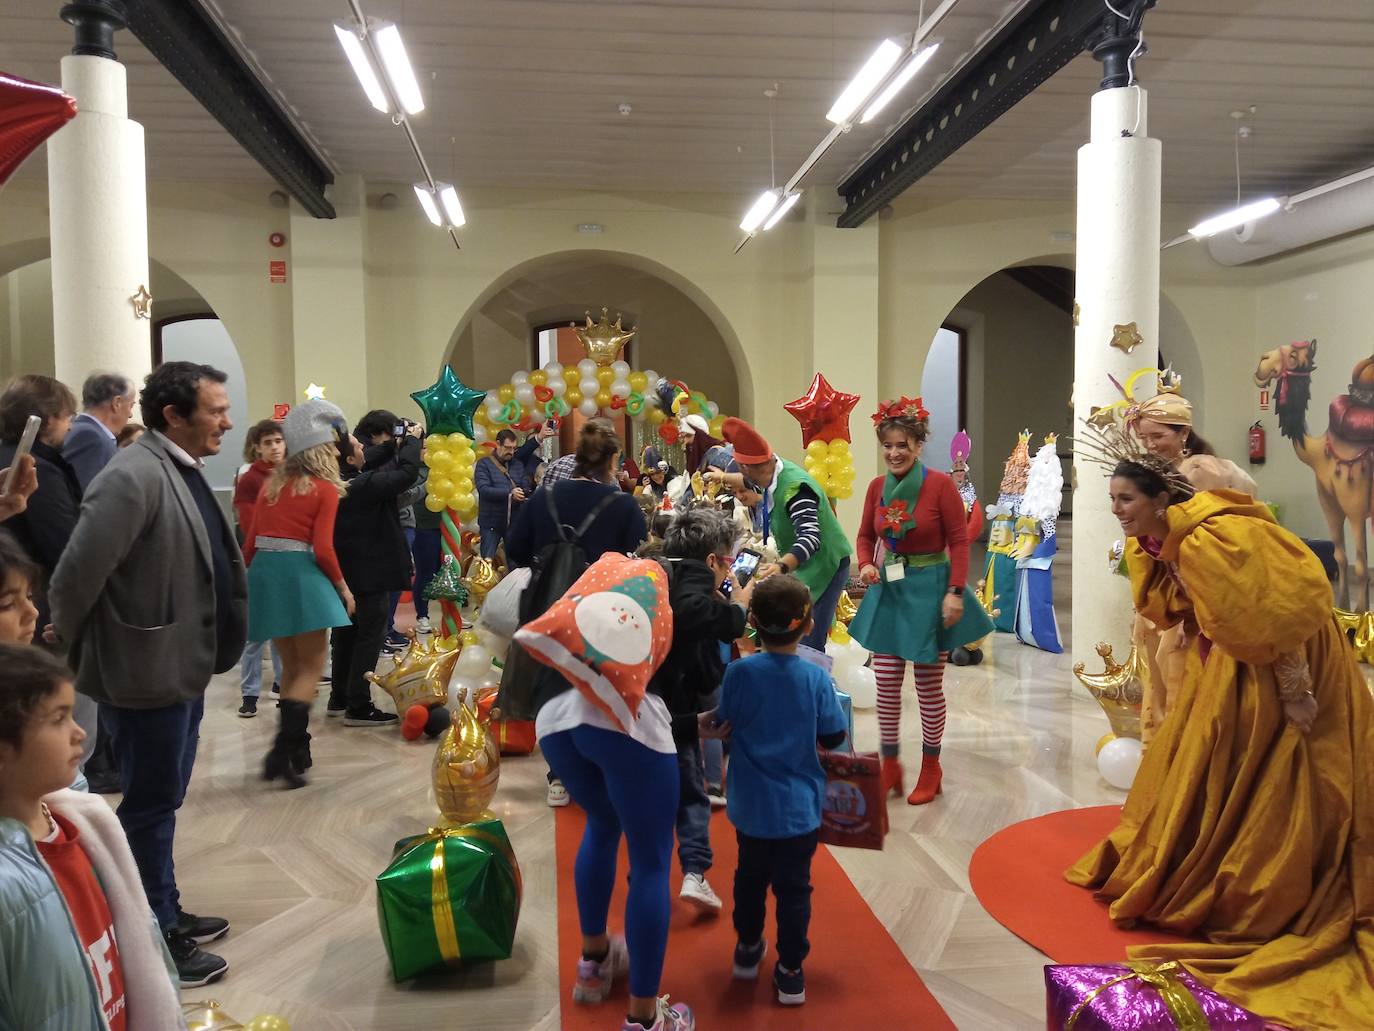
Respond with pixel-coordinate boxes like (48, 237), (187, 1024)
(921, 326), (961, 473)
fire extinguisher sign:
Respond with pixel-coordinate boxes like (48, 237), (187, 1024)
(1259, 388), (1270, 411)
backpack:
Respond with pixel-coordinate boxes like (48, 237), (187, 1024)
(495, 487), (621, 720)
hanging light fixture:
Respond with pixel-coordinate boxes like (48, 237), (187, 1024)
(826, 38), (906, 125)
(740, 189), (782, 233)
(414, 182), (466, 229)
(762, 191), (802, 231)
(1186, 196), (1280, 238)
(861, 43), (940, 124)
(332, 19), (424, 116)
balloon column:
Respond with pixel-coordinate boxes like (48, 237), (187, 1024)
(786, 373), (860, 501)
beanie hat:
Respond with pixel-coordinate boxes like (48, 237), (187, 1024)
(679, 414), (709, 437)
(282, 399), (349, 457)
(722, 417), (771, 465)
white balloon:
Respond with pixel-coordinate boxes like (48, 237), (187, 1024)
(580, 379), (600, 399)
(549, 377), (567, 397)
(611, 379), (632, 398)
(844, 665), (877, 710)
(577, 358), (598, 378)
(447, 673), (482, 708)
(474, 627), (508, 663)
(484, 389), (501, 408)
(827, 639), (860, 675)
(543, 361), (564, 380)
(643, 370), (660, 388)
(516, 383), (536, 406)
(511, 370), (529, 386)
(706, 401), (720, 419)
(579, 397), (600, 418)
(454, 643), (492, 680)
(1097, 736), (1142, 790)
(472, 423), (488, 443)
(846, 639), (871, 668)
(611, 360), (631, 378)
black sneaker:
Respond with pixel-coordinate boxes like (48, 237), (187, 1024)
(773, 961), (805, 1006)
(382, 633), (408, 654)
(176, 909), (230, 943)
(85, 769), (123, 795)
(732, 938), (766, 979)
(343, 707), (399, 728)
(238, 696), (258, 718)
(270, 681), (281, 694)
(164, 928), (228, 987)
(325, 698), (347, 718)
(316, 674), (331, 686)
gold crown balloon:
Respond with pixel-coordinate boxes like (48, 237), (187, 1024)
(366, 632), (460, 712)
(463, 557), (501, 606)
(433, 700), (501, 824)
(575, 307), (636, 367)
(1072, 641), (1145, 740)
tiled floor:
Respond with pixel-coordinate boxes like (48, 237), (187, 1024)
(159, 613), (1127, 1030)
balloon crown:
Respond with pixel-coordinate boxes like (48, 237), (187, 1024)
(1157, 364), (1183, 395)
(575, 307), (636, 367)
(871, 395), (930, 426)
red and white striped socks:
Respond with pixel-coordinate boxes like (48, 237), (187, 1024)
(872, 653), (948, 757)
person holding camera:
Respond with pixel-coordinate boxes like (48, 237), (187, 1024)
(475, 424), (555, 560)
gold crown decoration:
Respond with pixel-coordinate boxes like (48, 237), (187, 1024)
(433, 699), (501, 825)
(575, 307), (637, 367)
(1042, 432), (1059, 448)
(1073, 642), (1145, 739)
(1074, 415), (1196, 500)
(1157, 364), (1183, 395)
(365, 632), (460, 711)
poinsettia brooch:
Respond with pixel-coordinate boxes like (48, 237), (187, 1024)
(879, 499), (916, 539)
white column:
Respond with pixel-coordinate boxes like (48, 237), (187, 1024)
(1072, 85), (1161, 668)
(48, 54), (152, 388)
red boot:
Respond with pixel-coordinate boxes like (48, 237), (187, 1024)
(907, 754), (943, 805)
(880, 756), (904, 798)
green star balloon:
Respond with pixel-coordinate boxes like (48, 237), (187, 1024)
(411, 366), (486, 437)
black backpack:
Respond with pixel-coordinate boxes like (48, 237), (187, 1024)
(496, 487), (620, 720)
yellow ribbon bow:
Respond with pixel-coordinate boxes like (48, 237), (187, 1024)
(426, 825), (522, 965)
(1065, 961), (1209, 1031)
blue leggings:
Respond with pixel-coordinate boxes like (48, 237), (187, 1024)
(541, 724), (680, 999)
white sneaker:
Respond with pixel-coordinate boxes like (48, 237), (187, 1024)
(416, 617), (432, 634)
(546, 779), (570, 807)
(573, 934), (628, 1003)
(706, 784), (726, 808)
(679, 873), (722, 912)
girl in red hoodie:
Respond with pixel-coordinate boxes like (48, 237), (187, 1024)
(232, 418), (286, 717)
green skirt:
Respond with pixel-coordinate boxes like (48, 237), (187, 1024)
(849, 559), (995, 664)
(247, 550), (350, 641)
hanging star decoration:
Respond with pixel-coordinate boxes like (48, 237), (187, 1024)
(785, 373), (861, 446)
(129, 285), (153, 319)
(575, 307), (636, 367)
(1110, 322), (1143, 355)
(411, 365), (486, 437)
(303, 382), (327, 401)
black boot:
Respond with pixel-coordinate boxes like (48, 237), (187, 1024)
(291, 725), (313, 773)
(263, 699), (309, 789)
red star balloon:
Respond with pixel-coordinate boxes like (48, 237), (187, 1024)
(784, 373), (860, 446)
(0, 73), (76, 188)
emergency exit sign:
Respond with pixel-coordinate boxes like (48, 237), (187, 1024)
(269, 260), (287, 284)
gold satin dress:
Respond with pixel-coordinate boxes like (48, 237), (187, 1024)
(1068, 491), (1374, 1030)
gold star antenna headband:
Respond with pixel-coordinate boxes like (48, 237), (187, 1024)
(1074, 417), (1195, 501)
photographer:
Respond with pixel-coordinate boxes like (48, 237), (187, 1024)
(474, 423), (555, 560)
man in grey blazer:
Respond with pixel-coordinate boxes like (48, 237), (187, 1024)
(50, 361), (247, 989)
(63, 371), (135, 491)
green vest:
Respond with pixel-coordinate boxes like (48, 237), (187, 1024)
(770, 459), (850, 599)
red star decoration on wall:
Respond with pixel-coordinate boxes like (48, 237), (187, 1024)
(784, 373), (861, 447)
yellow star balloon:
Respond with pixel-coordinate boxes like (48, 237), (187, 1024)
(365, 633), (460, 712)
(303, 382), (327, 401)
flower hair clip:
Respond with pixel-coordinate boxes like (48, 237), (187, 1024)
(871, 395), (930, 426)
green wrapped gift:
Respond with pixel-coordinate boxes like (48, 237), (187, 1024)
(376, 816), (522, 981)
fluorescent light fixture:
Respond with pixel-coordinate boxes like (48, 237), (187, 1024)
(438, 184), (465, 228)
(1187, 196), (1280, 238)
(762, 191), (802, 231)
(334, 22), (388, 113)
(413, 183), (441, 225)
(827, 38), (904, 124)
(860, 43), (940, 123)
(740, 189), (781, 232)
(372, 22), (425, 115)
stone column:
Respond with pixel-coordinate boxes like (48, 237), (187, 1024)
(1071, 62), (1161, 666)
(48, 0), (153, 389)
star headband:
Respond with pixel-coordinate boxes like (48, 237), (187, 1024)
(750, 600), (813, 636)
(871, 395), (930, 426)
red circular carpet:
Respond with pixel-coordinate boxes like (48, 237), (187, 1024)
(969, 805), (1202, 963)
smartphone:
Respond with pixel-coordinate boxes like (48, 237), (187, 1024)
(2, 415), (40, 496)
(545, 419), (558, 430)
(731, 548), (761, 587)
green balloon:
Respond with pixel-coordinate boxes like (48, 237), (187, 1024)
(411, 366), (485, 437)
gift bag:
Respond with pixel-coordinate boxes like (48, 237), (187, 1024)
(817, 749), (886, 850)
(833, 688), (854, 752)
(476, 690), (537, 756)
(376, 816), (522, 981)
(1044, 961), (1269, 1030)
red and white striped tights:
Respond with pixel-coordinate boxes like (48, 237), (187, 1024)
(873, 653), (948, 756)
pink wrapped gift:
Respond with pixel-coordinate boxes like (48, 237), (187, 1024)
(1045, 962), (1271, 1030)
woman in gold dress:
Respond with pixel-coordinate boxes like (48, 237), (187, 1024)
(1067, 450), (1374, 1031)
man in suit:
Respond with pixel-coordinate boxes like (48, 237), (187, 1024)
(50, 361), (247, 989)
(63, 371), (135, 491)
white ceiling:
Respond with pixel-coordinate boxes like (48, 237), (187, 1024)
(4, 1), (1374, 217)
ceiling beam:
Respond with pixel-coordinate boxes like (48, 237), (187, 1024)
(124, 0), (336, 217)
(836, 0), (1152, 228)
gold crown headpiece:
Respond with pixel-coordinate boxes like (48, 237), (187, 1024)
(1074, 418), (1195, 500)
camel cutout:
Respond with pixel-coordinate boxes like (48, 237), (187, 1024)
(1254, 339), (1373, 610)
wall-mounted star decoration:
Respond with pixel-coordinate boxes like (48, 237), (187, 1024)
(1110, 322), (1143, 355)
(303, 382), (327, 401)
(130, 284), (152, 319)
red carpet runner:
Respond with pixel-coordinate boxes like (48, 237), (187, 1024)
(555, 806), (954, 1029)
(968, 805), (1204, 963)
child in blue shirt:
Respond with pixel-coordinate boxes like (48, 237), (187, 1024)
(701, 574), (847, 1007)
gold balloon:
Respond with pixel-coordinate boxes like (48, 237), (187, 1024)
(433, 701), (501, 824)
(1334, 608), (1374, 664)
(828, 621), (851, 645)
(574, 307), (636, 367)
(835, 592), (857, 624)
(244, 1018), (292, 1031)
(460, 628), (481, 647)
(1072, 642), (1145, 740)
(366, 633), (460, 711)
(464, 557), (500, 604)
(183, 1001), (244, 1031)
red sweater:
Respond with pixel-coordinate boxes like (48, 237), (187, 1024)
(855, 468), (970, 590)
(242, 476), (344, 584)
(232, 460), (273, 528)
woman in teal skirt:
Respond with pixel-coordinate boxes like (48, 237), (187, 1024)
(849, 396), (993, 805)
(243, 400), (355, 788)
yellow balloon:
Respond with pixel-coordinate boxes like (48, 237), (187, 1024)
(529, 369), (547, 387)
(565, 388), (583, 406)
(806, 439), (828, 460)
(426, 448), (453, 470)
(836, 484), (854, 500)
(1095, 733), (1116, 755)
(709, 416), (726, 437)
(824, 453), (845, 473)
(828, 438), (850, 455)
(647, 407), (666, 425)
(455, 447), (476, 467)
(563, 366), (582, 384)
(453, 474), (474, 495)
(244, 1017), (292, 1031)
(497, 384), (515, 403)
(430, 476), (455, 498)
(460, 628), (481, 647)
(596, 367), (615, 387)
(447, 433), (470, 449)
(424, 493), (447, 513)
(628, 371), (648, 392)
(595, 388), (613, 408)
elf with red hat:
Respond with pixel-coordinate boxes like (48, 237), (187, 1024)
(718, 418), (852, 653)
